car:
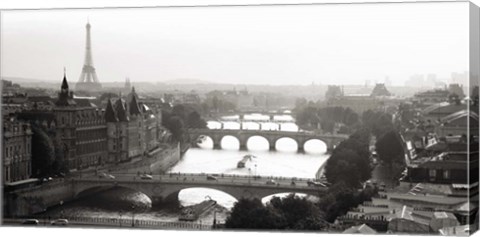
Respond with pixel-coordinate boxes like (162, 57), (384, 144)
(379, 182), (387, 191)
(22, 219), (39, 225)
(266, 180), (276, 185)
(51, 219), (69, 226)
(99, 173), (115, 179)
(140, 174), (153, 180)
(307, 180), (326, 187)
(41, 177), (53, 182)
(206, 175), (217, 181)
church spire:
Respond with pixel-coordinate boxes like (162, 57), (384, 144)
(61, 67), (69, 91)
(56, 69), (76, 106)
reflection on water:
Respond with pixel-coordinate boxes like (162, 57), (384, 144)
(41, 114), (329, 226)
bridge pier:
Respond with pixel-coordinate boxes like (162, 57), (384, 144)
(239, 144), (247, 150)
(297, 146), (305, 153)
(296, 140), (306, 153)
(213, 143), (222, 150)
(269, 145), (275, 151)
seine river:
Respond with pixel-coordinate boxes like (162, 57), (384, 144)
(41, 114), (330, 226)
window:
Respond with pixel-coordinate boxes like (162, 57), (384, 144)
(443, 170), (450, 179)
(429, 169), (437, 180)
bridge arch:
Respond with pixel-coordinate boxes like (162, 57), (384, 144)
(274, 137), (299, 152)
(172, 187), (239, 209)
(187, 128), (347, 152)
(193, 135), (214, 149)
(303, 139), (328, 154)
(72, 182), (155, 203)
(72, 178), (327, 208)
(220, 135), (240, 150)
(246, 135), (270, 151)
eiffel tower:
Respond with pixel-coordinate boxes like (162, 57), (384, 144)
(75, 21), (102, 91)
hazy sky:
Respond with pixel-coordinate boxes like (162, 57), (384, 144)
(1, 1), (470, 85)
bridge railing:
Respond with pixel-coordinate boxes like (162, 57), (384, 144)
(74, 172), (329, 191)
(36, 216), (213, 230)
(169, 172), (317, 182)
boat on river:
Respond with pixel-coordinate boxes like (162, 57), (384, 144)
(178, 199), (217, 221)
(237, 154), (256, 168)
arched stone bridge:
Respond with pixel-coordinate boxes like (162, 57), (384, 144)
(187, 128), (348, 152)
(72, 174), (328, 206)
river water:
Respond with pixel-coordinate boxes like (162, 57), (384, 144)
(40, 114), (330, 226)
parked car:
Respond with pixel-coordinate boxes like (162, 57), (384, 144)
(206, 175), (217, 181)
(22, 219), (39, 225)
(51, 219), (69, 226)
(266, 180), (276, 185)
(140, 174), (153, 180)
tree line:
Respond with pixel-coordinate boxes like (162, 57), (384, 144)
(219, 104), (408, 230)
(294, 102), (360, 134)
(161, 104), (208, 143)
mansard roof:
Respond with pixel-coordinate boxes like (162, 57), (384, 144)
(370, 83), (391, 97)
(129, 93), (142, 115)
(105, 99), (118, 122)
(114, 98), (129, 122)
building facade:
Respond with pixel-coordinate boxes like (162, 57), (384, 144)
(17, 74), (108, 172)
(3, 115), (32, 183)
(105, 87), (164, 163)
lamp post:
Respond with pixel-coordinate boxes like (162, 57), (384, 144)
(119, 212), (123, 227)
(131, 205), (135, 227)
(213, 208), (220, 229)
(254, 164), (257, 180)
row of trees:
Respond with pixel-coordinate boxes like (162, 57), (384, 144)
(362, 110), (406, 180)
(318, 182), (377, 222)
(324, 128), (372, 188)
(225, 194), (329, 230)
(294, 104), (360, 134)
(161, 104), (207, 143)
(225, 183), (378, 229)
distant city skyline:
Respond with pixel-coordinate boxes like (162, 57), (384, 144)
(1, 1), (470, 86)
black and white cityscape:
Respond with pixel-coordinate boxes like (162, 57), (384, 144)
(1, 1), (479, 235)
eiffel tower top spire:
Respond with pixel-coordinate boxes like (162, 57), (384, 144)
(76, 21), (102, 91)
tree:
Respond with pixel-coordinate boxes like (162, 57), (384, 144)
(325, 151), (363, 187)
(164, 116), (185, 143)
(375, 130), (406, 185)
(362, 110), (394, 138)
(375, 130), (404, 165)
(30, 124), (56, 177)
(225, 195), (328, 230)
(324, 128), (372, 187)
(225, 198), (285, 229)
(268, 194), (327, 230)
(317, 182), (377, 222)
(52, 141), (68, 174)
(186, 111), (207, 129)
